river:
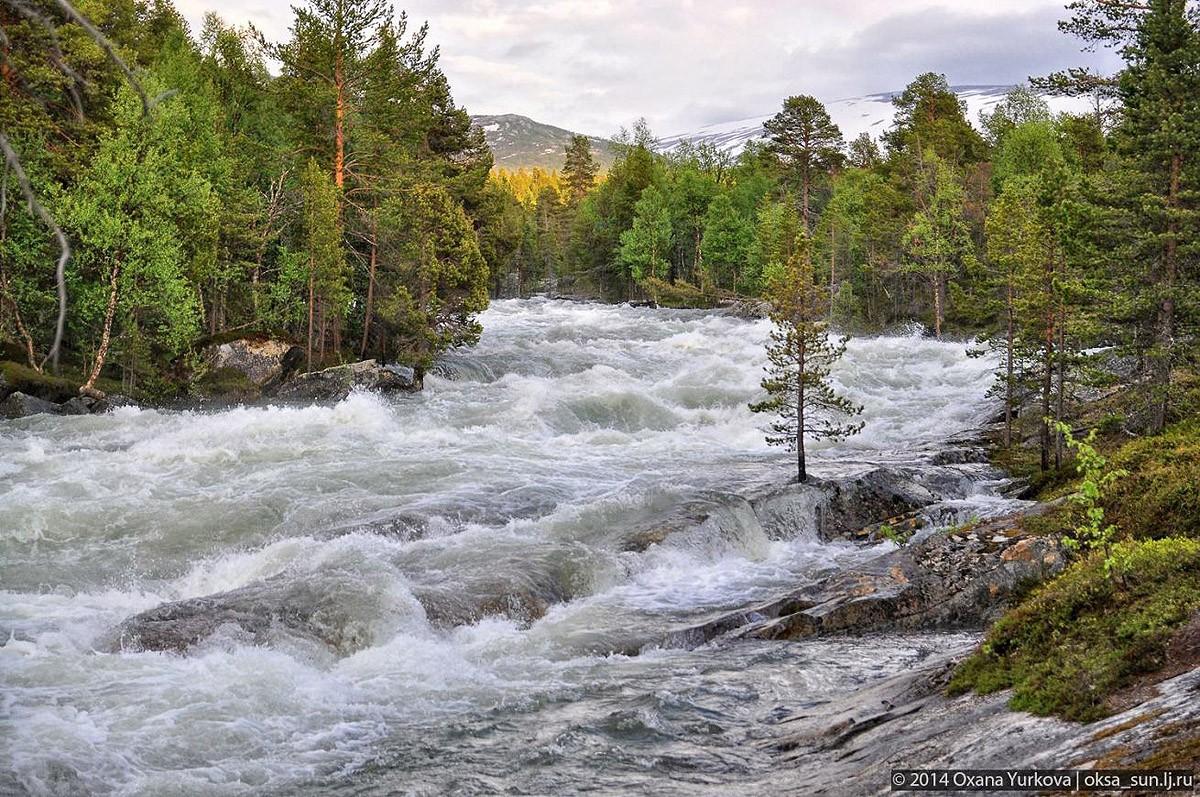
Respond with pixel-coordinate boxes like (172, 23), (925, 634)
(2, 299), (1009, 795)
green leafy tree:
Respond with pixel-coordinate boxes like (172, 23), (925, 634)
(750, 235), (863, 482)
(701, 193), (752, 291)
(901, 150), (975, 337)
(618, 184), (673, 293)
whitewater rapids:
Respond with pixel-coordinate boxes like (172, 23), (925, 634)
(2, 299), (1004, 795)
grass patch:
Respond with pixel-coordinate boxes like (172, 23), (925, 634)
(1104, 419), (1200, 541)
(0, 360), (79, 402)
(948, 537), (1200, 721)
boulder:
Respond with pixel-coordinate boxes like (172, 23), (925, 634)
(200, 336), (303, 389)
(100, 572), (392, 656)
(270, 359), (419, 402)
(0, 369), (10, 402)
(59, 396), (97, 415)
(1, 391), (62, 419)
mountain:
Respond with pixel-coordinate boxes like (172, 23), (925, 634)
(471, 114), (618, 172)
(657, 85), (1097, 155)
(474, 86), (1098, 172)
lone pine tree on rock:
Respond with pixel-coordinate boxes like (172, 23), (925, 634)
(750, 231), (864, 482)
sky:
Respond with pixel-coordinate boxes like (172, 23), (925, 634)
(174, 0), (1121, 137)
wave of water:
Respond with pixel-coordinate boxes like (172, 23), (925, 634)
(1, 299), (1003, 795)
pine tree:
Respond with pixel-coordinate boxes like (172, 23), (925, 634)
(1111, 0), (1200, 433)
(271, 0), (391, 194)
(750, 234), (863, 483)
(763, 95), (845, 232)
(373, 182), (488, 371)
(562, 134), (599, 205)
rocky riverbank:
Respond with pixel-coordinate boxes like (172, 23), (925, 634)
(0, 336), (421, 419)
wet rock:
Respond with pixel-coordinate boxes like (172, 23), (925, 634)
(270, 359), (420, 402)
(101, 571), (400, 656)
(721, 298), (772, 319)
(663, 508), (1064, 648)
(90, 394), (136, 414)
(770, 648), (1200, 796)
(749, 468), (938, 542)
(59, 396), (96, 415)
(201, 336), (304, 388)
(1, 391), (62, 419)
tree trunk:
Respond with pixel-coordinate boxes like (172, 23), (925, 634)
(334, 53), (346, 193)
(360, 236), (378, 358)
(306, 263), (315, 370)
(1151, 152), (1181, 434)
(797, 333), (808, 483)
(1055, 312), (1066, 469)
(829, 223), (836, 323)
(83, 257), (121, 393)
(931, 274), (943, 338)
(1004, 283), (1014, 448)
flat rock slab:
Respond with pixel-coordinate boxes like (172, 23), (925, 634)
(770, 650), (1200, 796)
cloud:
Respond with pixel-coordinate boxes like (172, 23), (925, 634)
(176, 0), (1120, 136)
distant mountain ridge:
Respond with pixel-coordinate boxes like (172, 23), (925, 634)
(656, 84), (1096, 156)
(471, 114), (618, 172)
(473, 85), (1097, 172)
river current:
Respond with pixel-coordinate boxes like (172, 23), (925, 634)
(2, 299), (1007, 795)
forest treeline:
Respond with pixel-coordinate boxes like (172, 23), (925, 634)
(0, 0), (1196, 447)
(487, 0), (1198, 455)
(1, 0), (496, 396)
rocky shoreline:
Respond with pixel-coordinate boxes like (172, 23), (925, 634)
(1, 335), (421, 420)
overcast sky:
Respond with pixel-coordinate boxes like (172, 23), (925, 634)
(174, 0), (1120, 137)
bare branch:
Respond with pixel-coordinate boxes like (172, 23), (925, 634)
(0, 132), (69, 372)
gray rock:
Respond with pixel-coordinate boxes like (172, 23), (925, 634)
(90, 394), (136, 414)
(201, 336), (303, 388)
(1, 391), (62, 419)
(770, 648), (1200, 796)
(270, 359), (419, 402)
(101, 571), (396, 656)
(661, 509), (1065, 648)
(59, 397), (96, 415)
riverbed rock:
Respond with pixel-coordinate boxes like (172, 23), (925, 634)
(270, 359), (419, 402)
(100, 571), (403, 656)
(59, 396), (97, 415)
(1, 391), (62, 419)
(201, 336), (304, 388)
(662, 509), (1064, 649)
(769, 644), (1200, 796)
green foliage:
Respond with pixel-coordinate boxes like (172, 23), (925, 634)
(749, 232), (864, 482)
(373, 183), (489, 369)
(1105, 418), (1200, 541)
(701, 193), (752, 291)
(1052, 422), (1129, 575)
(618, 185), (673, 287)
(950, 537), (1200, 721)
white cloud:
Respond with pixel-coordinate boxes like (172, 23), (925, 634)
(176, 0), (1120, 137)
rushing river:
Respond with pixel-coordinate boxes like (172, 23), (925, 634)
(2, 299), (1008, 796)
